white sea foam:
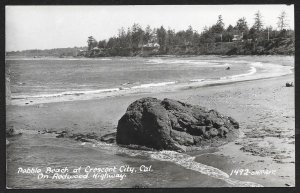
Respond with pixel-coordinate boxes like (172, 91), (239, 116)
(229, 66), (257, 79)
(149, 151), (263, 187)
(99, 58), (112, 61)
(92, 143), (263, 187)
(220, 62), (260, 81)
(189, 79), (205, 82)
(131, 81), (176, 89)
(11, 88), (120, 99)
(12, 81), (177, 101)
(146, 59), (223, 67)
(250, 62), (264, 67)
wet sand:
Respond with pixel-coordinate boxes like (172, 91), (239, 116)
(6, 73), (294, 187)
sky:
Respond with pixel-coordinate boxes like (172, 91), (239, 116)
(6, 5), (294, 51)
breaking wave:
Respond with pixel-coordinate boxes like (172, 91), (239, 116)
(220, 66), (257, 80)
(88, 142), (263, 187)
(11, 88), (120, 99)
(149, 151), (262, 187)
(131, 81), (177, 89)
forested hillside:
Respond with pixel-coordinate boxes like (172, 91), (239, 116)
(82, 11), (294, 57)
(6, 11), (294, 57)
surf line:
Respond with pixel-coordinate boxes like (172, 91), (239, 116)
(149, 151), (263, 187)
(96, 143), (263, 187)
(220, 66), (257, 81)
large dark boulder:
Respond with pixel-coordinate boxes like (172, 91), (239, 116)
(116, 97), (239, 152)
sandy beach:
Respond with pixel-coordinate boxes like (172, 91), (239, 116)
(6, 69), (295, 187)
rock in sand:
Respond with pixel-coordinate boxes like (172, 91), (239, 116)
(286, 82), (293, 87)
(116, 97), (239, 152)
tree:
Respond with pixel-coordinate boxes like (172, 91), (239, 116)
(199, 26), (215, 43)
(212, 15), (225, 34)
(87, 36), (98, 51)
(185, 25), (194, 45)
(217, 15), (225, 29)
(248, 27), (257, 41)
(253, 10), (263, 31)
(224, 25), (234, 42)
(106, 37), (118, 48)
(143, 25), (153, 44)
(175, 30), (185, 46)
(277, 11), (289, 31)
(235, 17), (249, 38)
(157, 26), (167, 52)
(236, 17), (248, 31)
(98, 40), (107, 48)
(117, 27), (128, 48)
(126, 27), (133, 49)
(166, 28), (176, 50)
(208, 15), (225, 42)
(131, 23), (144, 49)
(192, 32), (201, 46)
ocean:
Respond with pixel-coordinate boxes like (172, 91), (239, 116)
(7, 56), (245, 96)
(7, 56), (291, 106)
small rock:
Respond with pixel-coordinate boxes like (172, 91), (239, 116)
(285, 82), (293, 87)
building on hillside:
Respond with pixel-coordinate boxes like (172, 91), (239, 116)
(142, 42), (160, 48)
(77, 49), (88, 56)
(92, 47), (100, 54)
(139, 42), (160, 56)
(232, 35), (243, 42)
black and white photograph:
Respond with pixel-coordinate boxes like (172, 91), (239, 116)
(5, 4), (295, 188)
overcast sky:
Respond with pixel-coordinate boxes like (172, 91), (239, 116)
(6, 5), (294, 51)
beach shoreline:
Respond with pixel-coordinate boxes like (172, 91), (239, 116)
(7, 55), (293, 107)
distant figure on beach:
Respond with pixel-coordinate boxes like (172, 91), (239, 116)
(226, 67), (230, 70)
(286, 82), (293, 87)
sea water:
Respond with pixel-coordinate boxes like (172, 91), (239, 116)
(6, 56), (246, 100)
(6, 56), (292, 106)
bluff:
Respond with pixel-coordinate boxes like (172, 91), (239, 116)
(116, 98), (239, 152)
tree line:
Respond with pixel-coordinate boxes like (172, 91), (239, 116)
(6, 10), (294, 57)
(6, 47), (86, 57)
(84, 10), (294, 56)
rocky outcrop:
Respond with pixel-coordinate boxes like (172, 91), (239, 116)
(116, 97), (239, 152)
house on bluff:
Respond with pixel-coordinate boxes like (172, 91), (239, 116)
(232, 35), (243, 42)
(140, 42), (160, 56)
